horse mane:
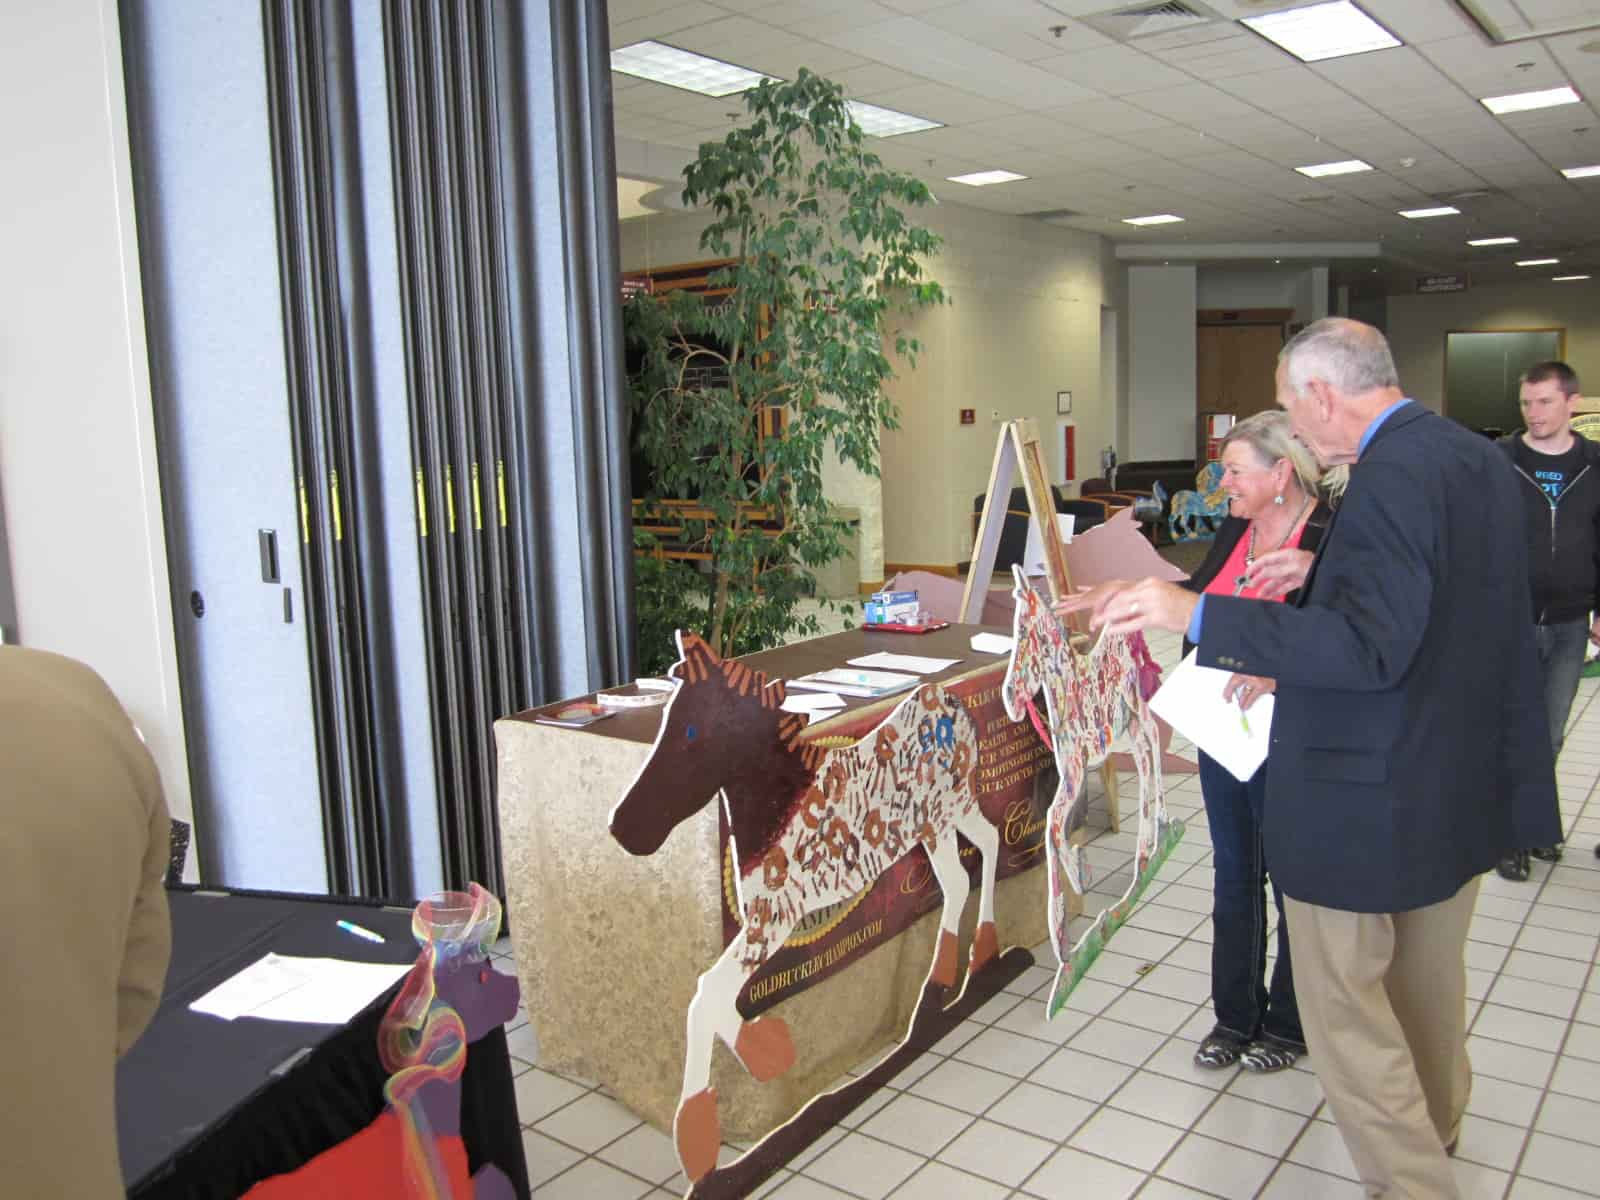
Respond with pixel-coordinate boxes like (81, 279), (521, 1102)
(673, 634), (825, 871)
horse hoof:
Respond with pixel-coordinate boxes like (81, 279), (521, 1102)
(735, 1016), (795, 1081)
(931, 929), (959, 989)
(969, 921), (999, 977)
(674, 1088), (721, 1183)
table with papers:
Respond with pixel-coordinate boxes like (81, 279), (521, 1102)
(118, 887), (529, 1199)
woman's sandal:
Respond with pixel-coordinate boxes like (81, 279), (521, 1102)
(1240, 1038), (1302, 1073)
(1193, 1032), (1247, 1069)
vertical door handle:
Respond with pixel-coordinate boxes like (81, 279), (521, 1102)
(283, 588), (293, 624)
(259, 529), (280, 582)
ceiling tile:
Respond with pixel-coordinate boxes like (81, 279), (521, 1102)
(1034, 45), (1192, 95)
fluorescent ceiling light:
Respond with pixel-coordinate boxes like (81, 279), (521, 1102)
(846, 100), (941, 138)
(1480, 86), (1582, 115)
(1398, 205), (1459, 218)
(1121, 214), (1185, 226)
(1241, 1), (1400, 63)
(1467, 236), (1519, 246)
(1561, 164), (1600, 179)
(610, 41), (777, 97)
(1552, 274), (1591, 281)
(1295, 159), (1373, 177)
(1516, 258), (1560, 266)
(946, 170), (1028, 187)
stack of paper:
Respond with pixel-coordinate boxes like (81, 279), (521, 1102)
(190, 953), (412, 1025)
(847, 651), (960, 674)
(788, 668), (920, 699)
(1147, 651), (1273, 783)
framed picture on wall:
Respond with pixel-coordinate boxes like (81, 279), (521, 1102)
(1056, 390), (1072, 415)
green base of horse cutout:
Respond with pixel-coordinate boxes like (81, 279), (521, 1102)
(1047, 815), (1187, 1018)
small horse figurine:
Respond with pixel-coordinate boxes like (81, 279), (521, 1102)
(1168, 460), (1228, 542)
(609, 631), (1000, 1185)
(1001, 569), (1183, 1015)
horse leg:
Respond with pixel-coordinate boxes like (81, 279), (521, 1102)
(921, 834), (971, 991)
(673, 927), (796, 1182)
(1044, 756), (1087, 958)
(957, 806), (1001, 978)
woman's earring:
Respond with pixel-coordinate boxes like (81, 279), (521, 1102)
(1273, 493), (1285, 506)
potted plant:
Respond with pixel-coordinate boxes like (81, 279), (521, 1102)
(627, 69), (945, 671)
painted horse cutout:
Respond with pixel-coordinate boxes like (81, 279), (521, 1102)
(1001, 568), (1185, 1016)
(1168, 460), (1229, 542)
(609, 631), (1001, 1187)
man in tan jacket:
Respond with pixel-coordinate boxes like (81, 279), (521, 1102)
(0, 646), (172, 1196)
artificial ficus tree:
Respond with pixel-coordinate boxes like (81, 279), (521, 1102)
(628, 69), (945, 664)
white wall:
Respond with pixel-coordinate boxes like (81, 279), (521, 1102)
(1127, 265), (1197, 460)
(0, 0), (193, 856)
(1387, 278), (1600, 413)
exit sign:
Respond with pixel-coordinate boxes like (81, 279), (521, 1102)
(1416, 274), (1469, 294)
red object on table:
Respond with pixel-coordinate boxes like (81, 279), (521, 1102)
(860, 621), (951, 634)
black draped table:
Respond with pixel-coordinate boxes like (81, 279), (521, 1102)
(118, 887), (529, 1199)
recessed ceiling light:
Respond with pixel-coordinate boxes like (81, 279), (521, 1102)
(1467, 236), (1519, 246)
(1516, 258), (1560, 266)
(609, 41), (777, 97)
(845, 100), (942, 138)
(1398, 205), (1460, 218)
(1480, 86), (1582, 115)
(1552, 274), (1591, 281)
(946, 170), (1028, 187)
(1241, 1), (1401, 63)
(1122, 214), (1185, 226)
(1296, 159), (1374, 177)
(1561, 164), (1600, 179)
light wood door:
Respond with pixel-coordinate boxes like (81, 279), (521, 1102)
(1197, 323), (1284, 419)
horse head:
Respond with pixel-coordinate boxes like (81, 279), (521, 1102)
(608, 630), (790, 857)
(1001, 567), (1061, 725)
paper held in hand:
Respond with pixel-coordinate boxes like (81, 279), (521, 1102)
(1147, 650), (1273, 783)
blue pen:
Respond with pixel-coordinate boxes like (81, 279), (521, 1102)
(337, 919), (385, 944)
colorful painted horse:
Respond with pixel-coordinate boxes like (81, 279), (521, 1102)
(1000, 569), (1184, 1015)
(1168, 460), (1229, 542)
(609, 632), (1000, 1185)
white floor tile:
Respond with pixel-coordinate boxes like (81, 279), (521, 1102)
(1193, 1092), (1309, 1157)
(1516, 925), (1598, 960)
(985, 1080), (1098, 1142)
(886, 1160), (1008, 1199)
(523, 1128), (584, 1189)
(802, 1131), (924, 1200)
(515, 1067), (589, 1125)
(596, 1123), (683, 1186)
(953, 1026), (1058, 1078)
(1133, 963), (1213, 1005)
(1068, 1015), (1166, 1066)
(533, 1157), (652, 1200)
(857, 1093), (973, 1157)
(1519, 1131), (1600, 1194)
(1029, 1045), (1137, 1102)
(1450, 1113), (1526, 1173)
(1103, 988), (1198, 1034)
(1505, 1174), (1597, 1199)
(765, 1175), (857, 1199)
(1473, 1003), (1572, 1052)
(535, 1090), (643, 1153)
(1489, 975), (1584, 1020)
(1534, 1091), (1600, 1143)
(1466, 1074), (1545, 1126)
(1258, 1161), (1361, 1199)
(1503, 949), (1593, 989)
(1054, 976), (1123, 1016)
(1225, 1061), (1326, 1115)
(1143, 1038), (1232, 1089)
(1068, 1107), (1184, 1170)
(1468, 1034), (1556, 1089)
(1023, 1146), (1145, 1200)
(1103, 925), (1183, 962)
(1160, 1131), (1279, 1198)
(907, 1058), (1016, 1114)
(993, 997), (1090, 1045)
(1108, 1069), (1218, 1128)
(1548, 1053), (1600, 1104)
(1287, 1119), (1361, 1181)
(937, 1118), (1054, 1187)
(1452, 1159), (1512, 1200)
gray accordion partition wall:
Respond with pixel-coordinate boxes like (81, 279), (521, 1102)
(122, 0), (634, 902)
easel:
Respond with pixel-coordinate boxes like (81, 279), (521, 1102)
(964, 420), (1120, 829)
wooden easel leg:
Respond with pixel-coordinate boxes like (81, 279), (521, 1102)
(1100, 761), (1120, 833)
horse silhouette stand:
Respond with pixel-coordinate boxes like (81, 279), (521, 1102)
(609, 632), (1018, 1192)
(1001, 569), (1185, 1016)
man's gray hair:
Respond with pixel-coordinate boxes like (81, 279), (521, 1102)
(1280, 317), (1400, 397)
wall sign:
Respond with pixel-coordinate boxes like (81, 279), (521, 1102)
(1056, 390), (1072, 415)
(1416, 274), (1469, 294)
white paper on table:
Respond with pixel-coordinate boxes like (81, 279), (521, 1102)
(846, 651), (960, 674)
(780, 691), (848, 715)
(969, 632), (1015, 655)
(189, 953), (412, 1025)
(1147, 650), (1273, 783)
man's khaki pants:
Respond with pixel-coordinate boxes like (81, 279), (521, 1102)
(1284, 876), (1480, 1200)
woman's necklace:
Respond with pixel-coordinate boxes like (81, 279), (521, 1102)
(1233, 494), (1313, 596)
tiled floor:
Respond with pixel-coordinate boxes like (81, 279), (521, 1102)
(499, 625), (1600, 1198)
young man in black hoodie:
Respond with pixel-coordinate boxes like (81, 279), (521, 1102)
(1497, 361), (1596, 880)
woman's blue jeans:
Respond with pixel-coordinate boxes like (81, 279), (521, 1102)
(1198, 749), (1304, 1049)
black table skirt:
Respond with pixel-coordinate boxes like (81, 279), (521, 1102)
(120, 887), (529, 1199)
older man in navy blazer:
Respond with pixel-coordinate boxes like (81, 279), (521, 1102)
(1075, 318), (1560, 1199)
